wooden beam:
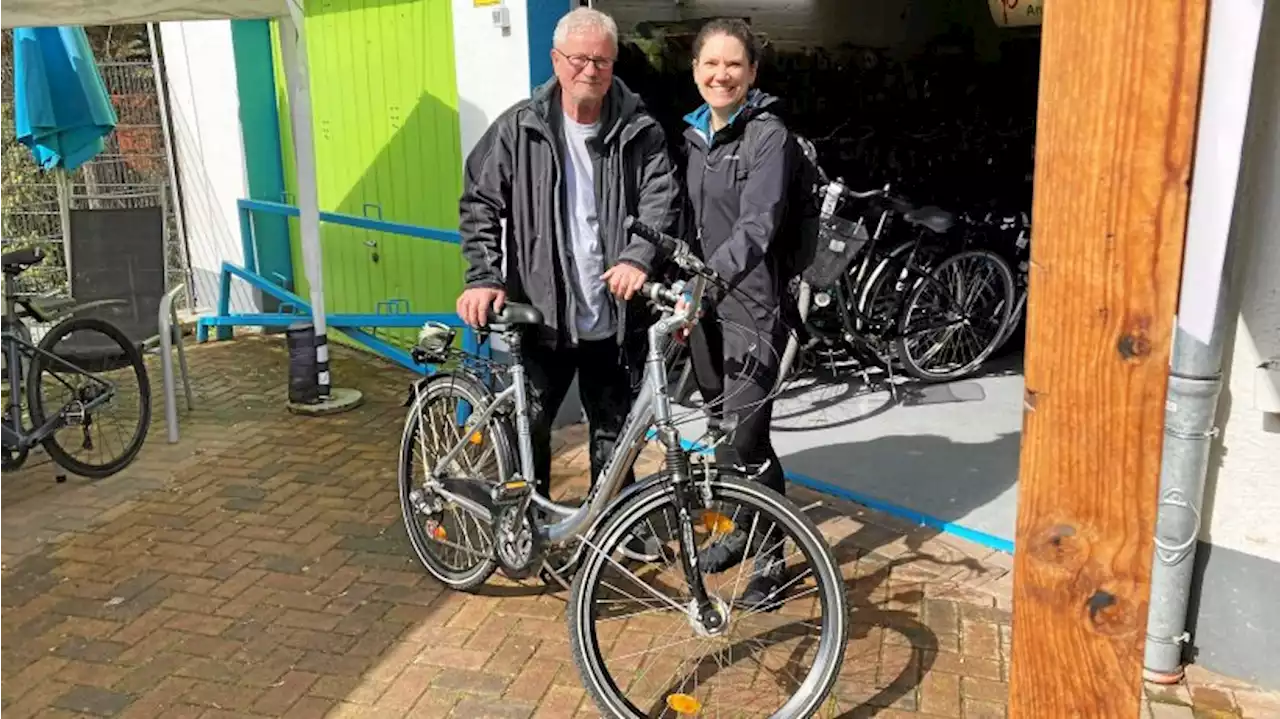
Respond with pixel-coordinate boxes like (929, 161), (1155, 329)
(1009, 0), (1210, 716)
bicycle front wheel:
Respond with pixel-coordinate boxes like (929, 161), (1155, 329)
(26, 316), (150, 478)
(568, 471), (848, 719)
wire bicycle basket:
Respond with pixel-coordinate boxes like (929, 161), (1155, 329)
(800, 212), (872, 288)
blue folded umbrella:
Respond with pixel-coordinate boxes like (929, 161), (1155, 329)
(12, 25), (118, 172)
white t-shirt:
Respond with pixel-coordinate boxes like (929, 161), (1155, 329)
(561, 112), (614, 341)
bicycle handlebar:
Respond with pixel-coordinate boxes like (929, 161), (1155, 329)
(622, 216), (715, 281)
(622, 216), (681, 255)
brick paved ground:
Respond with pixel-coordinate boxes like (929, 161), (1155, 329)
(3, 335), (1277, 718)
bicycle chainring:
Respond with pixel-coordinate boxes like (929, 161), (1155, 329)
(494, 503), (542, 580)
(2, 445), (28, 472)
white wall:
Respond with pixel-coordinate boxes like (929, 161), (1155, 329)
(1201, 13), (1280, 562)
(453, 0), (533, 162)
(158, 20), (257, 314)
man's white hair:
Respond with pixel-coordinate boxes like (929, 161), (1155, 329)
(553, 7), (619, 52)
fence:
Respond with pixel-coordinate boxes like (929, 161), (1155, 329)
(1, 29), (193, 311)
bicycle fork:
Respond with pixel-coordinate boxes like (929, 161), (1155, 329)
(647, 335), (724, 633)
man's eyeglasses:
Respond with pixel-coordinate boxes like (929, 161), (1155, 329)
(555, 49), (615, 71)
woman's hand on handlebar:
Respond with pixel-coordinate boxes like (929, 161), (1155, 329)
(674, 296), (694, 340)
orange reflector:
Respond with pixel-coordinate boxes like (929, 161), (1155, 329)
(431, 524), (448, 541)
(666, 693), (701, 715)
(701, 511), (735, 535)
(468, 431), (483, 445)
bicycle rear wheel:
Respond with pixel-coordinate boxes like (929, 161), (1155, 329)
(895, 248), (1015, 382)
(26, 316), (150, 478)
(399, 372), (514, 590)
(568, 471), (848, 719)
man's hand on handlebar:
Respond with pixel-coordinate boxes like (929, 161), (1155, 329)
(456, 287), (506, 328)
(602, 263), (647, 301)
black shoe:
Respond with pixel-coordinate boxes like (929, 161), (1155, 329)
(700, 513), (781, 574)
(699, 526), (750, 574)
(735, 548), (787, 613)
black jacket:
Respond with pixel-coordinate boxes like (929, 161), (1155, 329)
(682, 90), (796, 366)
(459, 77), (682, 347)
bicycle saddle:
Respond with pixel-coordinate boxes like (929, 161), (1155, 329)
(904, 205), (955, 234)
(2, 247), (44, 274)
(487, 302), (543, 326)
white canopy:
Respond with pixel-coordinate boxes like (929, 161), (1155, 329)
(0, 0), (289, 29)
(4, 0), (335, 397)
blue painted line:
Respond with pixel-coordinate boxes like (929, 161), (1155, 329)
(782, 469), (1015, 554)
(643, 430), (1014, 554)
(237, 198), (461, 244)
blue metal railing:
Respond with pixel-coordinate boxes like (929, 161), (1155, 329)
(197, 199), (481, 375)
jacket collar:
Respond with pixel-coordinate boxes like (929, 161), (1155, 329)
(683, 88), (781, 147)
(521, 76), (652, 146)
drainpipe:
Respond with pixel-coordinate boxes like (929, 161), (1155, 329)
(1142, 0), (1267, 684)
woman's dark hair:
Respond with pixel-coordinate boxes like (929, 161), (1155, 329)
(692, 18), (759, 66)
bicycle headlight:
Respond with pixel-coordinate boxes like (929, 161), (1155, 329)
(414, 321), (456, 364)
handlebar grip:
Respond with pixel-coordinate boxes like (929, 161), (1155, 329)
(623, 216), (680, 254)
(641, 282), (681, 306)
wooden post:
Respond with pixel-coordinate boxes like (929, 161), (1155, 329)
(1010, 0), (1209, 717)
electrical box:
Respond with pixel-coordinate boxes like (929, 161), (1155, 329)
(491, 6), (510, 30)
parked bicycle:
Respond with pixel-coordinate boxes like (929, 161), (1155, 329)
(958, 207), (1031, 355)
(2, 246), (152, 476)
(398, 219), (848, 718)
(778, 139), (1016, 387)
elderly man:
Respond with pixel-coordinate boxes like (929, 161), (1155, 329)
(456, 7), (681, 555)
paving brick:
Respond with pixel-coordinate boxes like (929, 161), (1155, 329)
(51, 685), (134, 717)
(1149, 702), (1195, 719)
(432, 668), (510, 696)
(920, 670), (962, 717)
(53, 636), (129, 663)
(252, 671), (319, 716)
(1235, 689), (1280, 719)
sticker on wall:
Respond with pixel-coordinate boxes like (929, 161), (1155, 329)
(988, 0), (1044, 27)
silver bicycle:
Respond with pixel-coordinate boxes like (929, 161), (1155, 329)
(398, 218), (848, 718)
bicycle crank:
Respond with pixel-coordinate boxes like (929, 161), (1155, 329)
(491, 479), (544, 580)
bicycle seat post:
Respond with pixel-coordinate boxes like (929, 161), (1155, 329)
(2, 273), (16, 320)
(501, 324), (539, 494)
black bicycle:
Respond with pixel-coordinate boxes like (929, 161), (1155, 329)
(2, 246), (151, 477)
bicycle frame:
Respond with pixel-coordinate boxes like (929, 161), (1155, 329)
(0, 268), (115, 447)
(416, 282), (703, 548)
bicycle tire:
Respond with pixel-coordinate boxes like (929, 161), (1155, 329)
(25, 316), (151, 479)
(398, 371), (514, 591)
(568, 471), (849, 719)
(895, 248), (1016, 382)
(854, 238), (945, 334)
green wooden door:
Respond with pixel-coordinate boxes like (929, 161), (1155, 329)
(272, 0), (466, 350)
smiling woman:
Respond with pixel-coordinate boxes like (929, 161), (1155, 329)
(679, 17), (802, 604)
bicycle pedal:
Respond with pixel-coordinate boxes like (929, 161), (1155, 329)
(491, 478), (532, 506)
